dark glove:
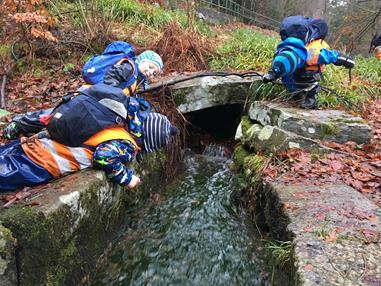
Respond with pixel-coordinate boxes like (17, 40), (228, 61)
(334, 53), (355, 69)
(263, 71), (278, 83)
(3, 122), (20, 140)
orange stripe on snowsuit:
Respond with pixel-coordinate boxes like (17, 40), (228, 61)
(122, 81), (137, 96)
(305, 40), (330, 71)
(22, 138), (62, 178)
(52, 141), (79, 170)
(22, 126), (140, 178)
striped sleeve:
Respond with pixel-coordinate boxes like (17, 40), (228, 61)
(272, 49), (300, 77)
(92, 140), (137, 185)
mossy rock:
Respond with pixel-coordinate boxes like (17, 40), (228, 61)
(0, 151), (165, 285)
(232, 144), (250, 170)
(0, 224), (17, 285)
(242, 153), (266, 188)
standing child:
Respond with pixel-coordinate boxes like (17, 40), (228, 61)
(263, 16), (355, 109)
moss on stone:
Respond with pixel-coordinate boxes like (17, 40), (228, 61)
(232, 144), (250, 170)
(0, 44), (10, 58)
(171, 90), (187, 106)
(243, 154), (266, 187)
(240, 115), (252, 135)
(0, 225), (14, 254)
(320, 122), (339, 137)
(0, 205), (71, 285)
(243, 154), (264, 173)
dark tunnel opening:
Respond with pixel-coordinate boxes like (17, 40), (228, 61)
(185, 104), (243, 154)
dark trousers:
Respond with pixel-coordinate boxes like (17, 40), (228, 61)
(293, 71), (321, 100)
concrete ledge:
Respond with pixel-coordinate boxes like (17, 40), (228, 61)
(260, 182), (381, 286)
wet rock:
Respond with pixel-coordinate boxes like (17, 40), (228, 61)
(249, 102), (371, 144)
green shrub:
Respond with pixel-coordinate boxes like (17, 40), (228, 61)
(264, 240), (293, 268)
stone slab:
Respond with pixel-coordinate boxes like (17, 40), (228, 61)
(158, 74), (260, 113)
(263, 183), (381, 286)
(238, 120), (330, 154)
(249, 102), (371, 144)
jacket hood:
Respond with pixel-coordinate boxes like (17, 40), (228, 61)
(276, 37), (308, 65)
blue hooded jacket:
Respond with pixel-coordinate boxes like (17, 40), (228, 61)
(271, 37), (308, 90)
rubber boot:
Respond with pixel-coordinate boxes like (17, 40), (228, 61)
(299, 93), (317, 109)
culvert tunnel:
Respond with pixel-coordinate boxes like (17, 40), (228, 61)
(184, 104), (244, 153)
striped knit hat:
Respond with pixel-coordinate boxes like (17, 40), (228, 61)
(142, 113), (179, 153)
(135, 50), (164, 72)
(271, 50), (298, 77)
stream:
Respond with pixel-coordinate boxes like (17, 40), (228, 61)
(91, 150), (270, 285)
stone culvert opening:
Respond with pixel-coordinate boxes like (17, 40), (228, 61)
(184, 104), (243, 153)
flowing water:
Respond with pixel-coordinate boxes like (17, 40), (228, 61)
(92, 151), (270, 286)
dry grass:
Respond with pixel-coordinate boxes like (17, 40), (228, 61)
(145, 90), (187, 181)
(153, 22), (214, 73)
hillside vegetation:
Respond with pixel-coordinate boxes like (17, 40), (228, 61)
(1, 0), (381, 113)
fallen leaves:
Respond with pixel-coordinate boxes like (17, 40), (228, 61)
(263, 100), (381, 207)
(5, 70), (83, 114)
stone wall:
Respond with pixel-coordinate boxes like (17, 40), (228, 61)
(236, 101), (381, 286)
(0, 152), (164, 286)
